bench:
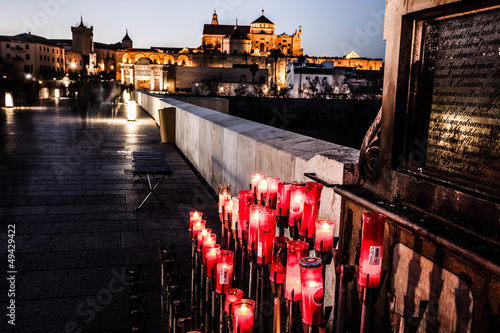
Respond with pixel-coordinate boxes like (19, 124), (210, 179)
(132, 151), (173, 209)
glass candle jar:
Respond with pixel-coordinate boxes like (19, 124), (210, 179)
(233, 299), (255, 333)
(284, 240), (309, 301)
(224, 288), (243, 314)
(288, 182), (306, 227)
(231, 196), (239, 231)
(206, 244), (220, 278)
(277, 182), (291, 217)
(270, 236), (289, 283)
(197, 228), (211, 252)
(219, 184), (231, 214)
(216, 250), (234, 294)
(266, 177), (281, 208)
(257, 208), (276, 265)
(251, 174), (264, 197)
(358, 213), (386, 288)
(300, 257), (324, 325)
(314, 220), (334, 252)
(202, 234), (217, 264)
(189, 211), (202, 230)
(192, 219), (206, 240)
(248, 205), (261, 251)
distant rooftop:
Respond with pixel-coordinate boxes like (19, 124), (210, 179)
(203, 24), (250, 36)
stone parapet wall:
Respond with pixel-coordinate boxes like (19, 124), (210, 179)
(136, 90), (360, 225)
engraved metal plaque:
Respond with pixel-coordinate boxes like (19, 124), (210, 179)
(419, 9), (500, 187)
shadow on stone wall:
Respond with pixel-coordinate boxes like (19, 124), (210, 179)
(227, 97), (381, 150)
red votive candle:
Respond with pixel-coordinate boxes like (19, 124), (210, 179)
(288, 182), (306, 227)
(301, 182), (324, 238)
(238, 209), (249, 240)
(305, 182), (323, 204)
(231, 197), (239, 231)
(300, 202), (320, 238)
(206, 244), (220, 277)
(224, 197), (233, 224)
(239, 190), (253, 210)
(224, 288), (243, 314)
(314, 220), (334, 252)
(189, 211), (202, 230)
(266, 177), (281, 208)
(216, 250), (234, 294)
(358, 213), (386, 288)
(248, 205), (261, 251)
(257, 178), (268, 204)
(192, 220), (206, 240)
(270, 236), (289, 283)
(251, 174), (264, 196)
(202, 234), (217, 264)
(233, 299), (255, 333)
(285, 240), (309, 301)
(300, 257), (324, 325)
(238, 190), (253, 239)
(257, 208), (276, 265)
(277, 182), (291, 217)
(219, 184), (231, 214)
(197, 228), (211, 252)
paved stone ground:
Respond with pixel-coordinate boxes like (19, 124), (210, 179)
(0, 99), (219, 332)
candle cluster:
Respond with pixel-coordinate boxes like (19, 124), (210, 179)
(186, 175), (387, 332)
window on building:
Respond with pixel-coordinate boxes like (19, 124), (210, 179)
(39, 46), (42, 51)
(25, 44), (29, 49)
(24, 65), (30, 73)
(26, 54), (30, 60)
(241, 75), (246, 83)
(43, 47), (46, 51)
(40, 55), (42, 61)
(259, 76), (265, 83)
(52, 57), (55, 62)
(233, 50), (237, 55)
(56, 49), (58, 54)
(52, 48), (54, 53)
(260, 43), (264, 53)
(6, 53), (11, 59)
(6, 43), (10, 48)
(44, 56), (46, 61)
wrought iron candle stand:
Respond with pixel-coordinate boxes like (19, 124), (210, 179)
(126, 262), (148, 332)
(270, 237), (288, 333)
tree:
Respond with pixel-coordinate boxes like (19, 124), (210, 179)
(303, 76), (332, 99)
(200, 75), (222, 96)
(249, 64), (259, 85)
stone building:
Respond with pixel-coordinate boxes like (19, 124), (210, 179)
(0, 33), (65, 80)
(202, 10), (302, 56)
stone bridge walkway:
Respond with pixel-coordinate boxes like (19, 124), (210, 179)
(0, 100), (219, 332)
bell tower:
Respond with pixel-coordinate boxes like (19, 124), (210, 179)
(211, 10), (219, 25)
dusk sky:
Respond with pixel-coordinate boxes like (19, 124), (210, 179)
(1, 0), (386, 59)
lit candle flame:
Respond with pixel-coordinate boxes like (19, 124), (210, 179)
(241, 304), (248, 312)
(201, 229), (207, 236)
(308, 281), (317, 287)
(194, 212), (199, 218)
(294, 195), (302, 203)
(322, 222), (329, 231)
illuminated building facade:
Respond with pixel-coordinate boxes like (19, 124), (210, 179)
(0, 33), (65, 80)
